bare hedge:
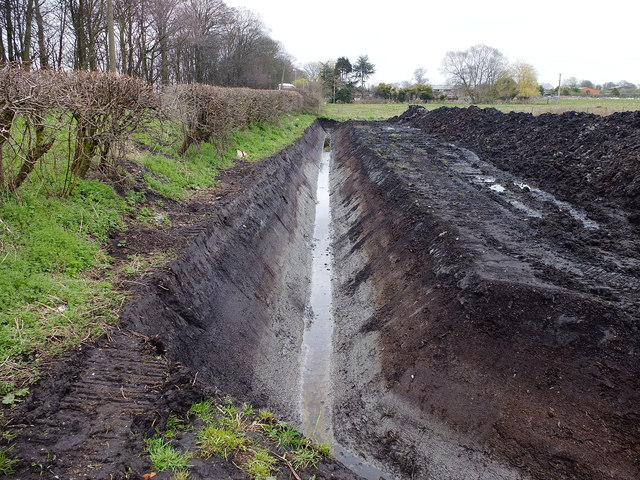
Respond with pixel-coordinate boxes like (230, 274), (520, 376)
(162, 84), (310, 154)
(0, 66), (315, 195)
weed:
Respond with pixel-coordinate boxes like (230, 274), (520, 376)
(145, 437), (191, 472)
(171, 469), (191, 480)
(0, 446), (19, 475)
(125, 189), (146, 205)
(264, 422), (303, 449)
(258, 409), (275, 423)
(290, 446), (321, 470)
(188, 399), (215, 424)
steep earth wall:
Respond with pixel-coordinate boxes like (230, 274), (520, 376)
(123, 122), (327, 420)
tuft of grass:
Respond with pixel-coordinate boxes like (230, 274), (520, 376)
(170, 469), (191, 480)
(263, 421), (304, 449)
(197, 424), (246, 459)
(245, 448), (278, 479)
(145, 437), (191, 472)
(0, 446), (19, 476)
(188, 399), (215, 424)
(290, 446), (321, 470)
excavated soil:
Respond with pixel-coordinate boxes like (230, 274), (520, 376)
(6, 108), (640, 480)
(328, 107), (639, 479)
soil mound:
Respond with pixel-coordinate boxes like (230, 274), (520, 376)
(394, 105), (640, 221)
(329, 116), (639, 479)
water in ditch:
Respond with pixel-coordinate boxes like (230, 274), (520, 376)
(300, 148), (392, 480)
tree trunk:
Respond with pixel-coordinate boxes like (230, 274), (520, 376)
(34, 0), (48, 69)
(13, 122), (55, 189)
(0, 27), (7, 64)
(5, 0), (14, 62)
(22, 0), (34, 70)
(107, 0), (116, 72)
(0, 109), (16, 190)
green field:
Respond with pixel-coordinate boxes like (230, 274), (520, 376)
(320, 97), (640, 121)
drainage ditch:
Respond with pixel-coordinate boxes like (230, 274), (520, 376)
(301, 148), (391, 480)
(118, 116), (640, 480)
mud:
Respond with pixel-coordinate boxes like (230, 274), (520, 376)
(7, 109), (640, 479)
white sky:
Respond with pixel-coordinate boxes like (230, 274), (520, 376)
(223, 0), (640, 88)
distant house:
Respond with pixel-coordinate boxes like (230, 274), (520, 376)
(580, 87), (601, 95)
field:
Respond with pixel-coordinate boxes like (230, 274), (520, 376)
(321, 97), (640, 120)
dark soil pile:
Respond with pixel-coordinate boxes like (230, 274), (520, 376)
(394, 105), (640, 223)
(329, 116), (640, 480)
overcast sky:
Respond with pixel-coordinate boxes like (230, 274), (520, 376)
(223, 0), (640, 88)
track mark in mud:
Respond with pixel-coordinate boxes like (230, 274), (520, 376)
(11, 332), (169, 477)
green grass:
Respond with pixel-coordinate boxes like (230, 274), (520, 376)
(134, 114), (316, 200)
(0, 180), (125, 387)
(145, 437), (192, 472)
(151, 398), (332, 480)
(198, 424), (246, 459)
(320, 97), (640, 121)
(245, 448), (278, 479)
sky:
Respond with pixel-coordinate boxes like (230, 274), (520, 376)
(222, 0), (640, 88)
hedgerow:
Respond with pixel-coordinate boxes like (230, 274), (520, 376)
(0, 65), (315, 195)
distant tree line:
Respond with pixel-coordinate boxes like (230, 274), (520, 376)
(0, 0), (297, 88)
(314, 55), (375, 103)
(440, 44), (540, 103)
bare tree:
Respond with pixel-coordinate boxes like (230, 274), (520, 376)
(413, 67), (428, 85)
(441, 44), (507, 103)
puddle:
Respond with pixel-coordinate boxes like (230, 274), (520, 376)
(300, 149), (393, 480)
(530, 187), (599, 229)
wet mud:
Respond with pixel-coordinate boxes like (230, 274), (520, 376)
(7, 109), (640, 479)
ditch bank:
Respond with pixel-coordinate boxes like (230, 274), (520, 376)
(329, 116), (639, 479)
(9, 120), (360, 479)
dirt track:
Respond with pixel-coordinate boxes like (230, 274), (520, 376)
(7, 108), (640, 479)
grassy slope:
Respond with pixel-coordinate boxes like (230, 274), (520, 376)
(321, 97), (640, 121)
(0, 114), (316, 398)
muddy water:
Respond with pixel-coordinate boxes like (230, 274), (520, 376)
(300, 149), (392, 480)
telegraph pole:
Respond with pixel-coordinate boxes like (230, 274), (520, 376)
(557, 73), (561, 104)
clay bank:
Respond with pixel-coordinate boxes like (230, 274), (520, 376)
(12, 108), (640, 479)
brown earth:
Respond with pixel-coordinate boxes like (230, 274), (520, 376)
(5, 108), (640, 480)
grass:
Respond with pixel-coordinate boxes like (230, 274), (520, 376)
(0, 180), (126, 389)
(151, 397), (332, 480)
(320, 97), (640, 121)
(134, 114), (316, 200)
(145, 437), (192, 472)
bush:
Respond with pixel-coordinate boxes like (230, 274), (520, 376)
(163, 84), (306, 154)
